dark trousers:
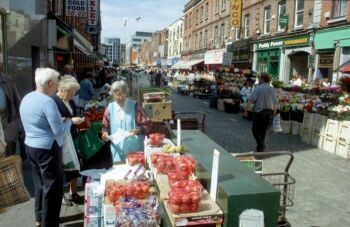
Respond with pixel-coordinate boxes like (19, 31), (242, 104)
(26, 142), (63, 227)
(252, 110), (274, 152)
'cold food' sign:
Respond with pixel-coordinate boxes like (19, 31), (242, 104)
(66, 0), (87, 17)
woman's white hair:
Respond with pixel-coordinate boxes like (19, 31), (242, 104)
(58, 75), (80, 92)
(35, 68), (60, 89)
(110, 80), (128, 95)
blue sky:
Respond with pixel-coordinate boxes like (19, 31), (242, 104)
(101, 0), (188, 43)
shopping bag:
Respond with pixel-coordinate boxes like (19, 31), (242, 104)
(272, 113), (283, 132)
(74, 129), (104, 161)
(0, 156), (30, 208)
(62, 132), (81, 171)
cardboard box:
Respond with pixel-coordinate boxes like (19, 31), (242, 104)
(143, 101), (172, 122)
(143, 92), (166, 103)
(163, 190), (224, 227)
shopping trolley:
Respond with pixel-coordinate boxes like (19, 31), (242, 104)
(234, 151), (296, 227)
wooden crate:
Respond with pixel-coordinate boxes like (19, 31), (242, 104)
(143, 101), (172, 122)
(322, 136), (337, 154)
(335, 140), (350, 159)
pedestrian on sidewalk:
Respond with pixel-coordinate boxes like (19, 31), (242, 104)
(52, 76), (85, 206)
(244, 73), (277, 152)
(19, 68), (84, 227)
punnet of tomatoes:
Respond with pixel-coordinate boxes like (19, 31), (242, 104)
(148, 133), (165, 147)
(174, 155), (197, 175)
(155, 156), (176, 174)
(127, 151), (145, 166)
(150, 153), (174, 165)
(167, 170), (190, 187)
(168, 190), (201, 214)
(105, 181), (126, 203)
(105, 180), (151, 203)
(171, 180), (203, 195)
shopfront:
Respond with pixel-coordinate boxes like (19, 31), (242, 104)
(254, 34), (311, 82)
(314, 25), (350, 84)
(229, 38), (253, 71)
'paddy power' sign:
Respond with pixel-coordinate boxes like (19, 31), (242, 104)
(257, 35), (309, 50)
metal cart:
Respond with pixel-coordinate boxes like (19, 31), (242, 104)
(234, 151), (296, 227)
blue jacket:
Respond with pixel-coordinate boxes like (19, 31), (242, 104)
(79, 79), (94, 100)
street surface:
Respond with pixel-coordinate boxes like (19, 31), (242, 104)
(171, 91), (350, 227)
(0, 83), (349, 227)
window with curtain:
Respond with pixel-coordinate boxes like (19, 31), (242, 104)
(221, 23), (225, 43)
(294, 0), (304, 27)
(264, 6), (271, 34)
(244, 14), (250, 38)
(333, 0), (347, 18)
(216, 0), (220, 13)
(214, 26), (219, 44)
(278, 0), (286, 31)
(205, 3), (209, 20)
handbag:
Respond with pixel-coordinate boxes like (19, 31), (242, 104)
(74, 129), (104, 161)
(62, 132), (80, 171)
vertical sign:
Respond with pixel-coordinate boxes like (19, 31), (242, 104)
(66, 0), (87, 17)
(210, 149), (220, 201)
(230, 0), (242, 28)
(87, 0), (99, 34)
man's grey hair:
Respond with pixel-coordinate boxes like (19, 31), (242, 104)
(35, 68), (60, 89)
(110, 80), (128, 95)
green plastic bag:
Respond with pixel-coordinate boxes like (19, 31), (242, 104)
(90, 121), (102, 135)
(74, 129), (104, 161)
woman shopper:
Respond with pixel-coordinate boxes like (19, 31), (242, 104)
(79, 72), (94, 110)
(101, 80), (151, 162)
(19, 68), (84, 227)
(52, 75), (84, 206)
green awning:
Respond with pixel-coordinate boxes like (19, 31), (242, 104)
(314, 25), (350, 49)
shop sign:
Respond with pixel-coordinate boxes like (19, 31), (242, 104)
(87, 0), (99, 34)
(230, 0), (242, 28)
(205, 49), (226, 64)
(318, 52), (334, 68)
(257, 35), (309, 50)
(279, 15), (288, 29)
(66, 0), (87, 17)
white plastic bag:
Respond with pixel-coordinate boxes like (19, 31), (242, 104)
(272, 113), (283, 132)
(62, 132), (80, 171)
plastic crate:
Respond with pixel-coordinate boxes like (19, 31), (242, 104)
(322, 136), (337, 154)
(311, 133), (324, 149)
(324, 119), (340, 139)
(312, 114), (327, 135)
(281, 120), (291, 134)
(338, 121), (350, 144)
(291, 121), (301, 136)
(335, 141), (350, 159)
(301, 128), (312, 144)
(302, 112), (315, 128)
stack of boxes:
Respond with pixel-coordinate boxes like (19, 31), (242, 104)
(142, 92), (172, 122)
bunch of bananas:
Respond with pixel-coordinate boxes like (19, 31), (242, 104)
(162, 144), (187, 153)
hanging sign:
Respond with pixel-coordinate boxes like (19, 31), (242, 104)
(66, 0), (87, 17)
(230, 0), (242, 28)
(279, 15), (288, 29)
(87, 0), (99, 34)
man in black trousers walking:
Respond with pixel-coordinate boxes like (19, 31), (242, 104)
(244, 73), (277, 152)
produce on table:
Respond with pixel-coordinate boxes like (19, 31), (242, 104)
(167, 170), (190, 186)
(127, 151), (145, 166)
(174, 155), (197, 174)
(148, 133), (165, 147)
(150, 153), (174, 165)
(162, 144), (186, 153)
(171, 180), (203, 194)
(155, 156), (175, 174)
(105, 181), (126, 203)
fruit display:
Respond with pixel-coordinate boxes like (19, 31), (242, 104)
(148, 133), (165, 147)
(127, 152), (145, 166)
(162, 144), (186, 153)
(174, 155), (197, 175)
(171, 180), (203, 194)
(105, 180), (151, 203)
(155, 156), (175, 174)
(167, 170), (190, 186)
(150, 153), (175, 166)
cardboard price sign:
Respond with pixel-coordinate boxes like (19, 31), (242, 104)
(66, 0), (87, 17)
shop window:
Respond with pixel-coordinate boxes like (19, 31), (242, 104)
(215, 0), (220, 13)
(333, 0), (347, 18)
(244, 14), (250, 38)
(294, 0), (304, 28)
(264, 6), (271, 34)
(278, 1), (286, 31)
(205, 3), (209, 20)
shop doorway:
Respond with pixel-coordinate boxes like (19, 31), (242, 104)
(288, 51), (309, 80)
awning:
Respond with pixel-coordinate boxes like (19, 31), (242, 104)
(334, 58), (350, 72)
(72, 29), (98, 59)
(187, 59), (204, 67)
(171, 61), (189, 70)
